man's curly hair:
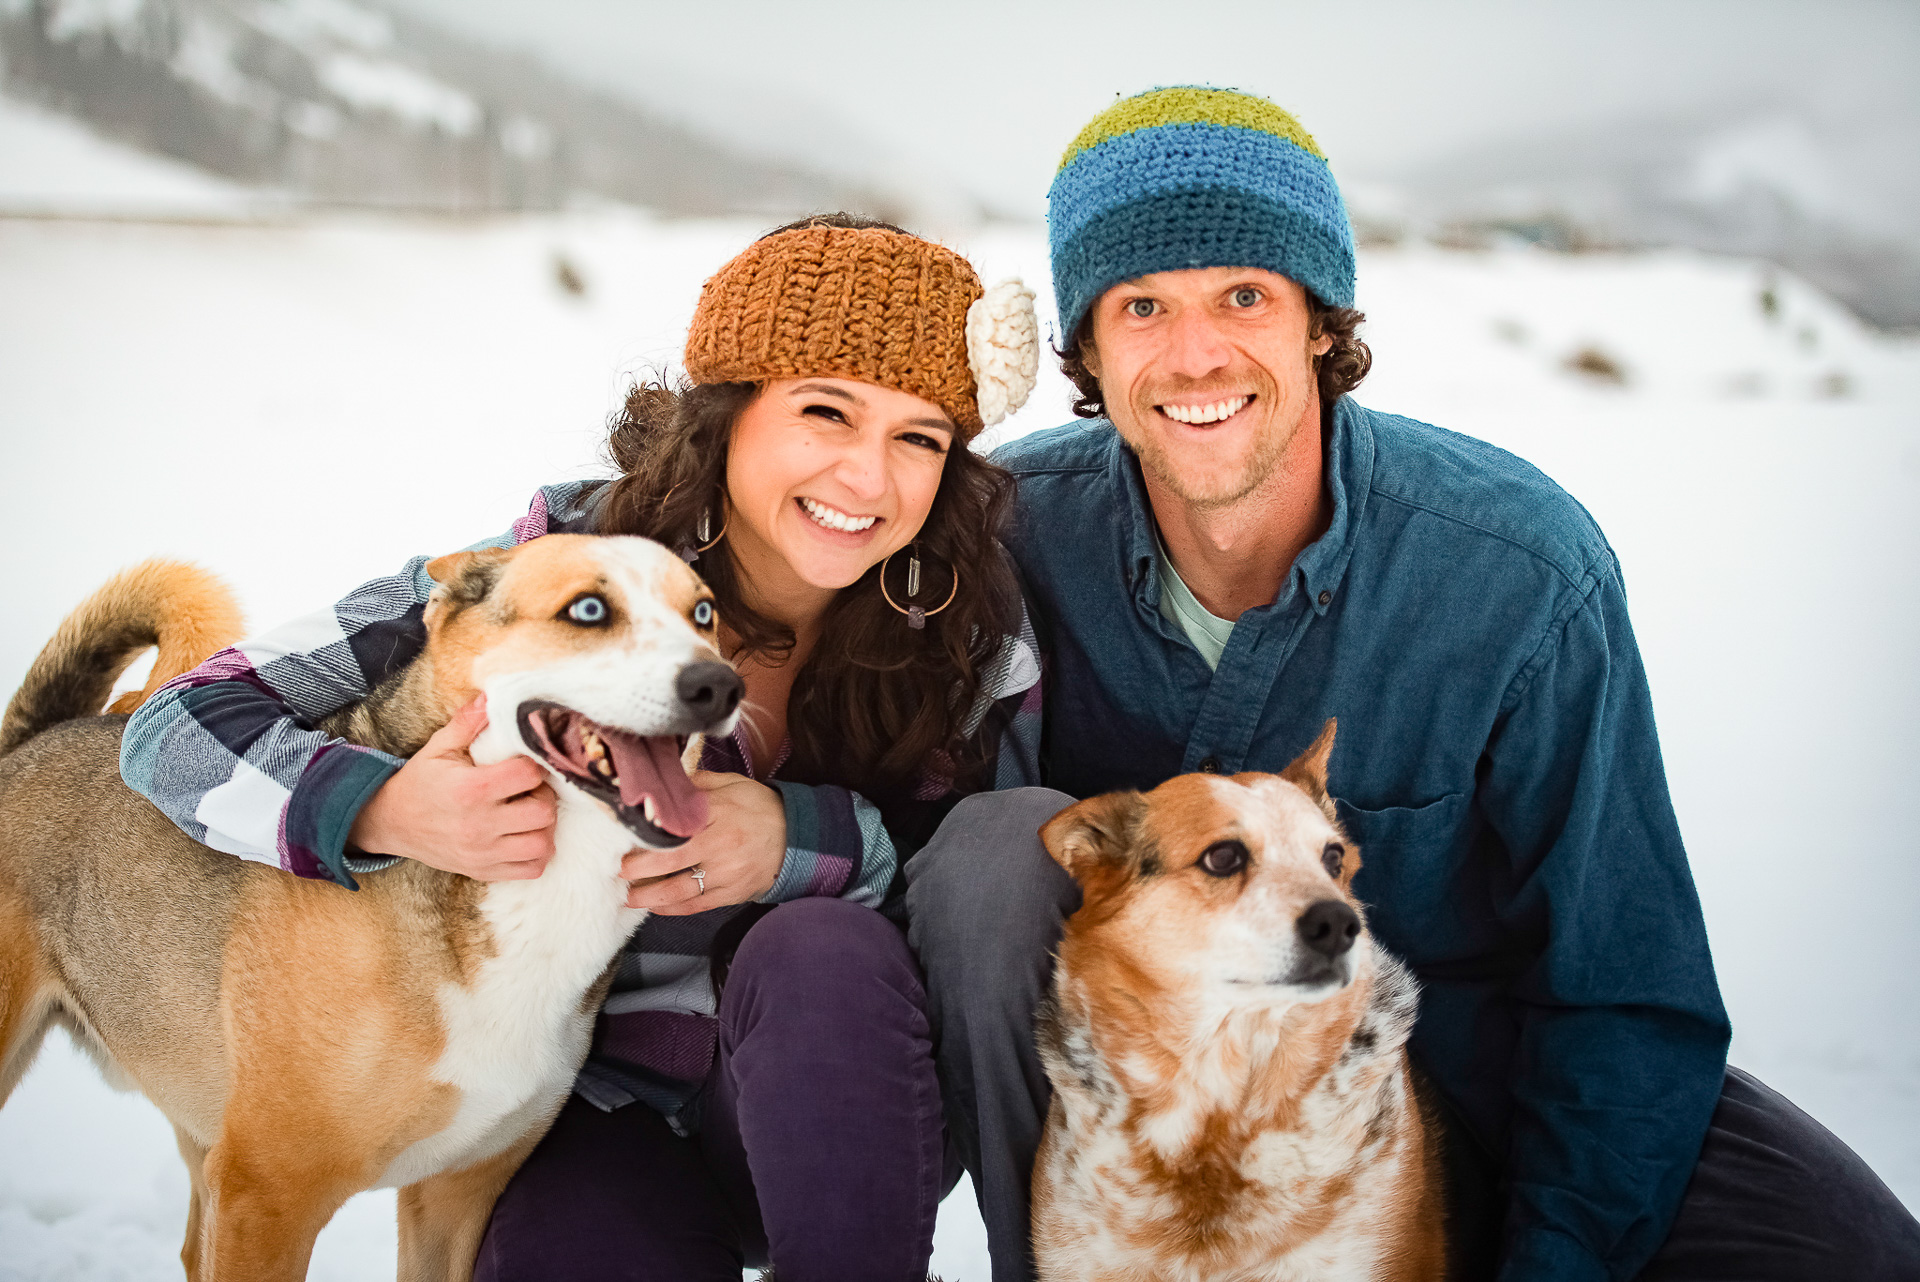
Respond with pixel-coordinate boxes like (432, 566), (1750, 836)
(1054, 294), (1372, 419)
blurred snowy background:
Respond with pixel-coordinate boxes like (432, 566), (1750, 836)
(1, 0), (1916, 1278)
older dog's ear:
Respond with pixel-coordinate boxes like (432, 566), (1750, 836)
(425, 547), (511, 610)
(1281, 718), (1338, 820)
(1040, 791), (1145, 882)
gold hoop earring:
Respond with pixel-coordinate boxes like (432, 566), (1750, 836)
(879, 544), (958, 630)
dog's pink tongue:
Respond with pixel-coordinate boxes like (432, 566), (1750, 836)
(602, 729), (707, 837)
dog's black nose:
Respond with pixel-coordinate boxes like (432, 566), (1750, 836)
(676, 662), (743, 724)
(1297, 900), (1360, 959)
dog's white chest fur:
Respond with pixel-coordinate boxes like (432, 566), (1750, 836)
(372, 792), (642, 1189)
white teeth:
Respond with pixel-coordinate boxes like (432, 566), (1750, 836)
(642, 796), (658, 823)
(800, 497), (878, 532)
(1159, 396), (1251, 425)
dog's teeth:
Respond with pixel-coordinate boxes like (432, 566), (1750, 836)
(575, 727), (616, 783)
(642, 796), (658, 823)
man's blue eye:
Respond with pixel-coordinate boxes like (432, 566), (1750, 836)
(567, 595), (608, 625)
(693, 600), (714, 627)
(1128, 299), (1155, 318)
(1232, 287), (1260, 307)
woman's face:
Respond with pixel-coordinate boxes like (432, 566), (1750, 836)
(723, 377), (955, 601)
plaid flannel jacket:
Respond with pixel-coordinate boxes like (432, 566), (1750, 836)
(121, 480), (1044, 1120)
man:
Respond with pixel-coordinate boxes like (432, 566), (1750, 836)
(904, 87), (1920, 1281)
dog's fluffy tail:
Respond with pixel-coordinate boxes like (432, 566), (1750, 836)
(0, 561), (244, 757)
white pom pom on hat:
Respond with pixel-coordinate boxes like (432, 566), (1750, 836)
(966, 278), (1039, 428)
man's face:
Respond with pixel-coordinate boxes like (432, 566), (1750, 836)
(1083, 267), (1331, 510)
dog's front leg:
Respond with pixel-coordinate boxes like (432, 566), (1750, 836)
(196, 1136), (357, 1282)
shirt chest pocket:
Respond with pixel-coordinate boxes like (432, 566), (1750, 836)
(1336, 792), (1479, 961)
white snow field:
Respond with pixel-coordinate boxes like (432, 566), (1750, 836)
(0, 202), (1917, 1280)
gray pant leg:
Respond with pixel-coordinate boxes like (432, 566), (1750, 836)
(1637, 1066), (1920, 1281)
(905, 787), (1078, 1282)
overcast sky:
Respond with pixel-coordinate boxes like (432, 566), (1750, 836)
(387, 0), (1920, 221)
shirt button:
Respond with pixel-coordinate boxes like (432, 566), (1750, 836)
(1317, 590), (1332, 606)
(1198, 756), (1222, 774)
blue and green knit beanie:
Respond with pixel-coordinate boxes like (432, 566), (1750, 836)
(1047, 87), (1356, 341)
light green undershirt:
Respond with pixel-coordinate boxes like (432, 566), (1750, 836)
(1153, 530), (1237, 671)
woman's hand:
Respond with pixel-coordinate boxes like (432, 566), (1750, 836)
(621, 770), (786, 914)
(347, 696), (559, 880)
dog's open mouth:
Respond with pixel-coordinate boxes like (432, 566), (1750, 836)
(516, 701), (706, 849)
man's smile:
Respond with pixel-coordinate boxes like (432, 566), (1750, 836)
(1155, 394), (1255, 426)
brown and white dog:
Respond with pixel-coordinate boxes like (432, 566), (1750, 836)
(0, 534), (740, 1281)
(1031, 722), (1447, 1282)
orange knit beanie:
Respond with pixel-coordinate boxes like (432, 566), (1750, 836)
(683, 224), (1038, 438)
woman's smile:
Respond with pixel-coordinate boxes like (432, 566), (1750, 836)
(797, 496), (881, 536)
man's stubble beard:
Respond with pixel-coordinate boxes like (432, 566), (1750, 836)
(1110, 373), (1298, 512)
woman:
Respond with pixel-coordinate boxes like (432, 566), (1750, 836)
(120, 214), (1044, 1280)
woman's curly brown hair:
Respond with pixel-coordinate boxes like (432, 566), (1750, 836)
(1055, 294), (1372, 418)
(594, 215), (1021, 809)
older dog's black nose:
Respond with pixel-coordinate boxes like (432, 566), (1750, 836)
(1297, 900), (1360, 959)
(676, 662), (743, 724)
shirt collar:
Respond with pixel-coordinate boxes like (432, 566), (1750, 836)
(1297, 396), (1373, 616)
(1108, 396), (1374, 619)
(1111, 434), (1161, 599)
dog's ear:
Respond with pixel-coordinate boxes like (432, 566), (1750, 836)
(1280, 718), (1338, 820)
(425, 547), (511, 611)
(1040, 791), (1145, 882)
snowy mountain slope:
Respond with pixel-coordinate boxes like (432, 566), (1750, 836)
(1373, 104), (1920, 330)
(0, 90), (267, 213)
(0, 213), (1914, 1279)
(0, 0), (893, 217)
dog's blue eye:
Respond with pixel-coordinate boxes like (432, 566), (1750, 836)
(693, 600), (714, 627)
(1198, 840), (1248, 878)
(1322, 843), (1346, 879)
(566, 594), (609, 625)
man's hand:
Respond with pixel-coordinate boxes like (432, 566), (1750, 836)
(347, 696), (558, 881)
(622, 771), (786, 914)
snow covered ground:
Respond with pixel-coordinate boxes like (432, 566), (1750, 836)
(1, 196), (1917, 1275)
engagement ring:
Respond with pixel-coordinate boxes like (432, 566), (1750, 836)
(689, 865), (707, 895)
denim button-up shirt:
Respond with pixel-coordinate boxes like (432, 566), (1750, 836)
(995, 399), (1731, 1282)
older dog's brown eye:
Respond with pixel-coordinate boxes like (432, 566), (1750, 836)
(1198, 840), (1248, 878)
(1322, 843), (1345, 878)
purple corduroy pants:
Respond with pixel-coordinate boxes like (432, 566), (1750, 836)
(472, 897), (946, 1282)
